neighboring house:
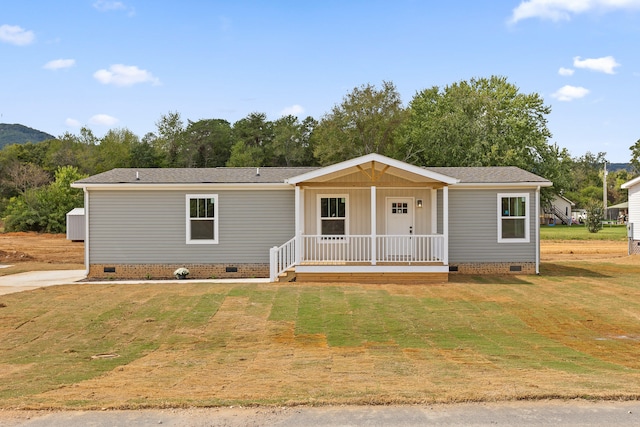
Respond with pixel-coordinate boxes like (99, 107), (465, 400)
(544, 194), (575, 225)
(621, 176), (640, 255)
(71, 153), (552, 283)
(606, 201), (628, 224)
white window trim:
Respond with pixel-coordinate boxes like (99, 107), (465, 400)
(317, 194), (349, 241)
(497, 193), (530, 243)
(186, 194), (219, 244)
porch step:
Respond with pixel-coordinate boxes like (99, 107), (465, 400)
(295, 271), (448, 284)
(277, 268), (297, 282)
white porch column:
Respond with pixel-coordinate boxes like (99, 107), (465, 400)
(294, 185), (302, 264)
(371, 185), (377, 265)
(443, 186), (449, 265)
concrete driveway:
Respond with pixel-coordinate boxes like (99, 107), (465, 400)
(0, 270), (271, 296)
(0, 270), (86, 295)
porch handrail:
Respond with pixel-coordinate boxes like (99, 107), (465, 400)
(377, 234), (444, 263)
(301, 235), (372, 263)
(269, 236), (296, 282)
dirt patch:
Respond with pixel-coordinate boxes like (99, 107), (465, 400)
(0, 232), (84, 265)
(540, 240), (628, 261)
(0, 232), (628, 266)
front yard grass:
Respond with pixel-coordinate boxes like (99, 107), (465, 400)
(1, 256), (640, 409)
(540, 223), (627, 240)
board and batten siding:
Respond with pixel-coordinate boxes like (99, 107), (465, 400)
(302, 188), (434, 235)
(88, 189), (295, 264)
(448, 189), (537, 263)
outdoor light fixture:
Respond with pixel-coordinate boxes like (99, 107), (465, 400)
(416, 199), (423, 208)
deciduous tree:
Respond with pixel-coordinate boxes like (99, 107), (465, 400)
(312, 81), (407, 165)
(402, 76), (553, 170)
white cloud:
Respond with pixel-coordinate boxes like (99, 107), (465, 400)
(93, 1), (135, 16)
(552, 85), (590, 101)
(0, 24), (35, 46)
(558, 67), (574, 76)
(44, 59), (76, 70)
(65, 118), (81, 128)
(573, 55), (620, 74)
(509, 0), (640, 24)
(93, 64), (160, 87)
(280, 104), (305, 117)
(89, 114), (119, 126)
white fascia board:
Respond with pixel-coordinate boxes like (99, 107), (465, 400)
(285, 153), (459, 185)
(70, 183), (293, 191)
(621, 175), (640, 189)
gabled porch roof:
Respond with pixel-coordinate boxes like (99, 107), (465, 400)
(285, 153), (460, 186)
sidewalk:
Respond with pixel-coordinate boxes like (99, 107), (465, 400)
(0, 270), (270, 295)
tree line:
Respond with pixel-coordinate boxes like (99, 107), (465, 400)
(0, 76), (636, 233)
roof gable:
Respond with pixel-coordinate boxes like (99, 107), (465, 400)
(622, 175), (640, 189)
(286, 153), (459, 185)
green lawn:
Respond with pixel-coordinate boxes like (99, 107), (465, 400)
(1, 257), (640, 409)
(540, 223), (627, 240)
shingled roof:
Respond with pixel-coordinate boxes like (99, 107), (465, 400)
(74, 167), (320, 184)
(424, 166), (550, 184)
(73, 165), (550, 185)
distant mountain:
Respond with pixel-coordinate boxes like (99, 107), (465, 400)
(609, 163), (632, 172)
(0, 123), (55, 149)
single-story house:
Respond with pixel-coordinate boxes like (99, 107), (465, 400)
(71, 153), (553, 283)
(543, 194), (575, 225)
(621, 176), (640, 255)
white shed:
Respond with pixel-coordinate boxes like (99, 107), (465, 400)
(621, 176), (640, 255)
(66, 208), (85, 241)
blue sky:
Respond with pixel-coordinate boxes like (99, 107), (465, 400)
(1, 0), (639, 163)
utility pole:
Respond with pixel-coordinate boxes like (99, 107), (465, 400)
(603, 161), (608, 220)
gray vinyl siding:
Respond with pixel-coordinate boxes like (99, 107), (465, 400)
(448, 189), (536, 263)
(88, 189), (294, 264)
(629, 184), (640, 240)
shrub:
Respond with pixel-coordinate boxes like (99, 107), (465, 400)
(585, 201), (604, 233)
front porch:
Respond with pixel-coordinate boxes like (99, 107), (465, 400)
(268, 154), (459, 284)
(271, 234), (449, 283)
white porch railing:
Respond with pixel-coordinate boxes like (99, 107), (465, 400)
(301, 235), (372, 263)
(300, 234), (445, 264)
(270, 234), (446, 281)
(269, 236), (296, 282)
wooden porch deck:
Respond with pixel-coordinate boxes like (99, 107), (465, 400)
(292, 261), (449, 284)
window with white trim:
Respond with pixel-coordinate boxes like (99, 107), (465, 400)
(318, 195), (348, 238)
(186, 194), (218, 244)
(498, 193), (529, 243)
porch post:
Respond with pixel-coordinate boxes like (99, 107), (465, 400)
(443, 185), (449, 265)
(294, 185), (302, 264)
(371, 185), (377, 265)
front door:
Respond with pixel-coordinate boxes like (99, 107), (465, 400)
(386, 197), (414, 257)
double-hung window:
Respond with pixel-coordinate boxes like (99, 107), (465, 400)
(186, 194), (218, 244)
(318, 195), (348, 239)
(498, 193), (529, 243)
